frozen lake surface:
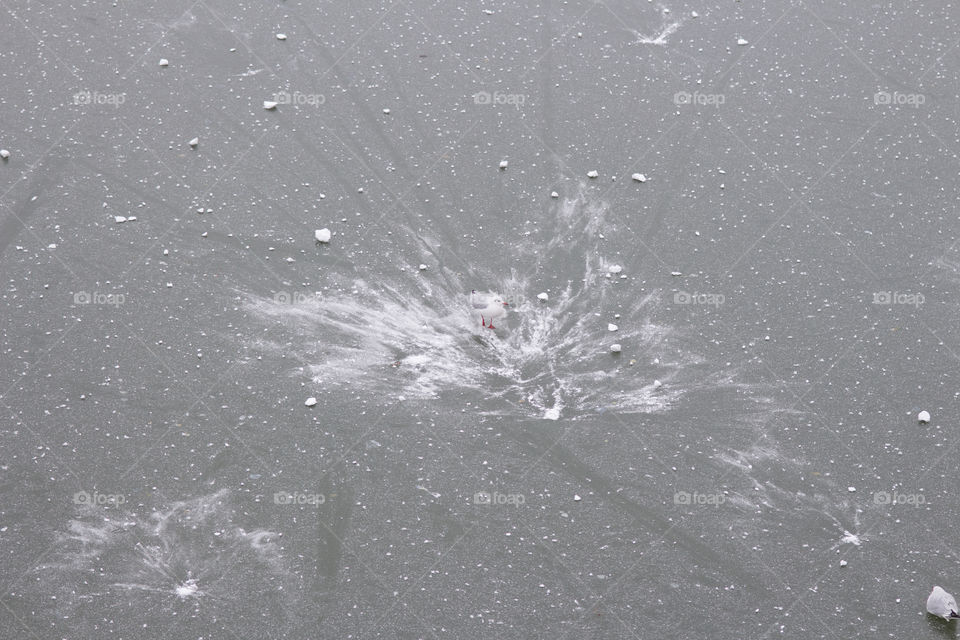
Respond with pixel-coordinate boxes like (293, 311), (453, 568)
(3, 0), (960, 637)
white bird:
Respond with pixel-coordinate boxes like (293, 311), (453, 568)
(470, 290), (508, 329)
(927, 586), (960, 620)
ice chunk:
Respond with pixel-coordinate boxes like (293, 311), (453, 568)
(653, 379), (662, 389)
(550, 191), (559, 198)
(737, 37), (749, 46)
(114, 216), (128, 223)
(631, 173), (646, 182)
(587, 170), (599, 178)
(918, 410), (931, 423)
(382, 108), (391, 114)
(608, 265), (622, 274)
(264, 101), (278, 110)
(0, 149), (9, 159)
(608, 323), (618, 332)
(304, 397), (317, 407)
(314, 228), (331, 243)
(188, 137), (199, 147)
(610, 344), (622, 353)
(276, 33), (287, 40)
(544, 407), (560, 420)
(418, 264), (428, 271)
(158, 58), (169, 67)
(499, 159), (508, 169)
(537, 292), (549, 301)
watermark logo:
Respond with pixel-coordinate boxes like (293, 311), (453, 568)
(273, 491), (325, 505)
(674, 490), (725, 506)
(873, 491), (925, 507)
(872, 291), (924, 307)
(73, 90), (126, 108)
(73, 291), (125, 307)
(673, 291), (724, 307)
(73, 490), (126, 506)
(272, 291), (323, 305)
(874, 91), (924, 108)
(472, 90), (526, 109)
(674, 91), (725, 107)
(274, 90), (325, 107)
(473, 491), (525, 506)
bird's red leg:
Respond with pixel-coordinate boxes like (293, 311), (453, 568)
(481, 314), (486, 328)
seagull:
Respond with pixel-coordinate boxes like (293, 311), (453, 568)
(927, 586), (960, 620)
(470, 290), (508, 329)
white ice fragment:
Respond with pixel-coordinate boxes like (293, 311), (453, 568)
(550, 191), (559, 198)
(499, 159), (508, 169)
(418, 264), (428, 271)
(670, 271), (682, 276)
(918, 410), (931, 423)
(314, 228), (331, 243)
(47, 243), (57, 249)
(537, 292), (549, 301)
(382, 108), (391, 114)
(737, 37), (749, 46)
(114, 216), (127, 223)
(631, 173), (646, 182)
(847, 486), (856, 493)
(304, 397), (317, 407)
(587, 170), (599, 178)
(264, 100), (278, 110)
(691, 10), (699, 18)
(0, 149), (9, 159)
(573, 494), (582, 501)
(482, 8), (494, 14)
(653, 380), (663, 389)
(610, 344), (622, 353)
(608, 265), (622, 274)
(608, 323), (619, 332)
(158, 58), (169, 67)
(839, 560), (848, 567)
(188, 137), (199, 147)
(163, 249), (169, 256)
(276, 33), (287, 40)
(544, 407), (560, 420)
